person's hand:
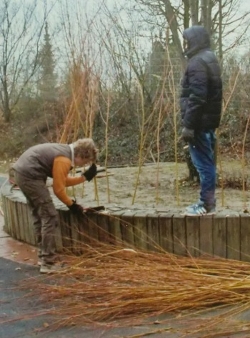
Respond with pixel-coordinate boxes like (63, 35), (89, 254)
(181, 127), (194, 143)
(68, 200), (84, 214)
(82, 163), (97, 181)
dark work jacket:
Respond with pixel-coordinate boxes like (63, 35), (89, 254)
(180, 26), (223, 131)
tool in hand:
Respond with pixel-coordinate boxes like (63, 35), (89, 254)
(76, 168), (106, 174)
(75, 167), (113, 178)
(83, 205), (105, 213)
(69, 199), (105, 215)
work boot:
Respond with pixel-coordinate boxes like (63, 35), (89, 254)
(38, 252), (61, 267)
(40, 262), (66, 274)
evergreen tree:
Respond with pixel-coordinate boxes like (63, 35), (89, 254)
(145, 32), (181, 98)
(37, 22), (57, 101)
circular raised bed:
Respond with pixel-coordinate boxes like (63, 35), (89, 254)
(1, 180), (249, 262)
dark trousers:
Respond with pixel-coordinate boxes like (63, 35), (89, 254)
(14, 171), (58, 264)
(189, 130), (216, 207)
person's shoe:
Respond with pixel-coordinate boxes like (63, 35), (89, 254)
(184, 203), (216, 216)
(38, 255), (62, 267)
(185, 202), (201, 212)
(40, 263), (66, 274)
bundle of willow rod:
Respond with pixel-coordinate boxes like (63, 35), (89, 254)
(21, 242), (250, 333)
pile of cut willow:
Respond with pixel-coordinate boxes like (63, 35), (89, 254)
(20, 240), (250, 337)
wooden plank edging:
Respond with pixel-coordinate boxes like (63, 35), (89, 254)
(2, 189), (250, 262)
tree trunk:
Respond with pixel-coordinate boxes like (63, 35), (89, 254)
(189, 0), (199, 25)
(218, 0), (223, 66)
(183, 0), (190, 29)
(206, 0), (212, 35)
(163, 0), (186, 69)
(2, 65), (11, 122)
(200, 0), (207, 29)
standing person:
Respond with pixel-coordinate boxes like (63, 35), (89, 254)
(13, 138), (98, 273)
(180, 25), (223, 216)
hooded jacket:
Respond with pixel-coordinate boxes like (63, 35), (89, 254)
(180, 26), (222, 131)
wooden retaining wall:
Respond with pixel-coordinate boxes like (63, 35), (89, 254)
(1, 182), (250, 262)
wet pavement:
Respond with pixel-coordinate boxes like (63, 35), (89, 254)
(0, 216), (38, 266)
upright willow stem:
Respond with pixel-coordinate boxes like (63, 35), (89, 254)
(132, 82), (145, 205)
(172, 85), (180, 206)
(105, 91), (111, 203)
(165, 46), (180, 206)
(93, 177), (99, 204)
(217, 68), (240, 207)
(216, 132), (224, 206)
(241, 115), (250, 209)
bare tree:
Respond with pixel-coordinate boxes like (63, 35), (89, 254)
(0, 0), (49, 122)
(137, 0), (250, 65)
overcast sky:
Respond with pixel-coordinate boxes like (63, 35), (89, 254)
(44, 0), (250, 59)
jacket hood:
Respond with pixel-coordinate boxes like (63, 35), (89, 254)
(183, 26), (210, 58)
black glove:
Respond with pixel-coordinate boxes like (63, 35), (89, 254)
(68, 200), (84, 214)
(181, 127), (195, 143)
(82, 163), (97, 181)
